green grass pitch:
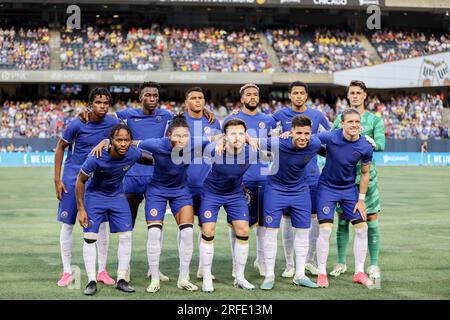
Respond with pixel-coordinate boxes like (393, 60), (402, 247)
(0, 166), (449, 300)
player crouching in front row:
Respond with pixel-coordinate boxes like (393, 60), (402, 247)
(75, 124), (154, 296)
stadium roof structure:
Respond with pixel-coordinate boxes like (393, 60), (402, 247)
(0, 0), (447, 12)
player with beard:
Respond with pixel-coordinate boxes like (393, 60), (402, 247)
(222, 84), (276, 278)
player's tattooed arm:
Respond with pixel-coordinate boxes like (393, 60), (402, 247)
(54, 139), (69, 201)
(207, 133), (224, 143)
(78, 107), (92, 124)
(90, 139), (110, 158)
(137, 150), (154, 165)
(279, 131), (292, 139)
(75, 172), (90, 228)
(202, 108), (215, 124)
(245, 133), (259, 152)
(354, 162), (371, 221)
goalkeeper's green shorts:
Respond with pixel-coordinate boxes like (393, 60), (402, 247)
(336, 181), (381, 215)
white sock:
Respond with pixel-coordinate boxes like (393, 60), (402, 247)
(60, 223), (74, 274)
(294, 228), (310, 279)
(316, 227), (332, 275)
(263, 228), (278, 280)
(97, 221), (109, 273)
(199, 239), (214, 282)
(83, 241), (97, 282)
(147, 226), (162, 281)
(117, 232), (132, 281)
(234, 239), (249, 281)
(307, 216), (319, 264)
(256, 227), (265, 265)
(178, 225), (194, 280)
(354, 225), (369, 274)
(228, 227), (236, 270)
(197, 230), (203, 271)
(282, 216), (294, 269)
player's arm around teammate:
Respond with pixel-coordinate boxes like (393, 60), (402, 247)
(198, 119), (257, 293)
(331, 81), (385, 280)
(315, 109), (374, 288)
(137, 115), (204, 293)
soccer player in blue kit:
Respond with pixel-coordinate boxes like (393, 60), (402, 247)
(260, 115), (323, 290)
(273, 81), (331, 278)
(137, 115), (217, 294)
(199, 118), (259, 293)
(183, 87), (222, 280)
(88, 82), (215, 282)
(76, 124), (154, 295)
(315, 109), (374, 288)
(54, 88), (119, 287)
(222, 83), (276, 278)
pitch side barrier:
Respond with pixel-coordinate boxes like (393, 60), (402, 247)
(1, 152), (449, 167)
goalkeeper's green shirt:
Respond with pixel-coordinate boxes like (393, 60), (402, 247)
(332, 111), (385, 184)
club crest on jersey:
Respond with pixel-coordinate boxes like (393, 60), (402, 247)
(266, 216), (273, 224)
(150, 209), (158, 217)
(304, 155), (312, 163)
(156, 116), (162, 123)
(323, 206), (330, 214)
(204, 210), (212, 219)
(204, 127), (211, 134)
(60, 211), (68, 219)
(352, 151), (361, 159)
(259, 122), (266, 129)
(123, 165), (131, 171)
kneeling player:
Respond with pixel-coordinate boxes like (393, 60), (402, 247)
(260, 116), (322, 290)
(315, 109), (374, 288)
(199, 118), (257, 293)
(76, 124), (154, 295)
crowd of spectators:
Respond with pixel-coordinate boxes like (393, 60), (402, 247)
(167, 27), (273, 72)
(60, 24), (164, 71)
(1, 93), (448, 140)
(266, 28), (373, 73)
(0, 26), (50, 70)
(335, 93), (448, 140)
(0, 143), (32, 152)
(370, 30), (450, 62)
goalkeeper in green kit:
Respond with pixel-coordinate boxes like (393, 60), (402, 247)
(330, 80), (385, 280)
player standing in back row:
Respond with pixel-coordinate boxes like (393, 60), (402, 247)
(54, 88), (118, 287)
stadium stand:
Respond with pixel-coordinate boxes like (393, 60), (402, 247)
(0, 26), (50, 70)
(166, 27), (273, 72)
(370, 30), (450, 62)
(59, 24), (164, 71)
(266, 27), (374, 73)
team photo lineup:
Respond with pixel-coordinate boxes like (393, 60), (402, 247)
(53, 80), (383, 295)
(0, 0), (449, 304)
